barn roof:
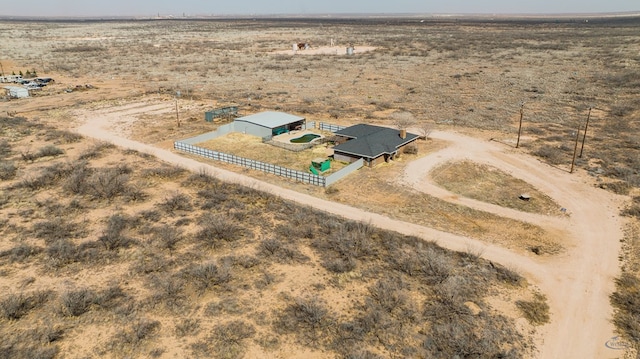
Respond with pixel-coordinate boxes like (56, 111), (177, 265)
(234, 111), (305, 129)
(333, 124), (419, 159)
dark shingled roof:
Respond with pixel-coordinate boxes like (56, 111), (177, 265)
(333, 124), (419, 159)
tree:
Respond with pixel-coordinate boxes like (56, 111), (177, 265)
(391, 111), (415, 130)
(418, 122), (433, 140)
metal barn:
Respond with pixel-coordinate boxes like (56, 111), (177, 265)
(233, 111), (305, 139)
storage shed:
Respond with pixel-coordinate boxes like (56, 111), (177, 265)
(233, 111), (305, 139)
(4, 86), (29, 99)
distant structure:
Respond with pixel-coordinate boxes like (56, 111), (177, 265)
(346, 45), (354, 55)
(4, 86), (29, 98)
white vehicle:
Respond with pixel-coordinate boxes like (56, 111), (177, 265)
(0, 75), (23, 83)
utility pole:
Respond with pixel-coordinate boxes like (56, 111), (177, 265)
(175, 90), (181, 128)
(570, 123), (581, 174)
(579, 106), (592, 158)
(0, 61), (4, 77)
(516, 102), (525, 148)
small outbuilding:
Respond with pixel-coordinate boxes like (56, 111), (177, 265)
(233, 111), (305, 139)
(4, 86), (29, 99)
(333, 124), (419, 167)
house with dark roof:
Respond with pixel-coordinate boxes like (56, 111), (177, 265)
(332, 124), (419, 167)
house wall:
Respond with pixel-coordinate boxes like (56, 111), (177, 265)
(334, 152), (360, 164)
(398, 139), (419, 153)
(370, 155), (387, 167)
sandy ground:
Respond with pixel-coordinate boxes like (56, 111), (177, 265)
(73, 103), (625, 358)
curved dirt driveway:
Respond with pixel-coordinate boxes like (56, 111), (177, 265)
(76, 111), (624, 358)
(402, 131), (625, 358)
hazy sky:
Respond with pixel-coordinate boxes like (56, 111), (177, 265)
(1, 0), (638, 17)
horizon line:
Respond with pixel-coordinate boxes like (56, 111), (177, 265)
(1, 10), (640, 21)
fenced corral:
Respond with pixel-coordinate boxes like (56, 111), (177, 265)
(319, 122), (346, 133)
(174, 121), (362, 186)
(205, 106), (238, 122)
(174, 141), (326, 186)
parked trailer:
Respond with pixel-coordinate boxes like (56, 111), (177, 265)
(0, 75), (23, 83)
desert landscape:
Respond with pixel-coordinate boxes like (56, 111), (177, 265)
(1, 15), (639, 358)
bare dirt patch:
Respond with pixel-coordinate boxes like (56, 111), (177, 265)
(431, 160), (562, 215)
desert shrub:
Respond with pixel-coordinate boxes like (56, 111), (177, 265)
(60, 288), (95, 317)
(0, 161), (16, 180)
(342, 349), (384, 359)
(205, 297), (246, 317)
(46, 239), (80, 267)
(88, 167), (130, 200)
(158, 192), (192, 213)
(0, 344), (58, 359)
(152, 225), (182, 254)
(207, 320), (256, 359)
(131, 248), (171, 275)
(0, 139), (11, 158)
(62, 161), (92, 194)
(422, 314), (521, 358)
(515, 293), (550, 325)
(276, 296), (334, 345)
(611, 273), (640, 345)
(143, 165), (186, 179)
(93, 285), (130, 310)
(390, 247), (452, 284)
(493, 264), (524, 286)
(184, 261), (231, 293)
(367, 278), (409, 314)
(21, 151), (39, 162)
(149, 274), (187, 312)
(0, 291), (52, 320)
(32, 321), (65, 344)
(44, 129), (83, 144)
(183, 169), (221, 188)
(0, 243), (42, 263)
(404, 144), (418, 154)
(15, 162), (77, 190)
(533, 144), (566, 165)
(117, 318), (160, 344)
(258, 237), (307, 263)
(324, 257), (357, 273)
(254, 271), (277, 290)
(199, 189), (230, 209)
(175, 318), (201, 337)
(195, 214), (245, 248)
(36, 145), (64, 158)
(313, 222), (376, 272)
(122, 184), (148, 202)
(123, 148), (155, 159)
(98, 214), (133, 251)
(138, 209), (161, 222)
(621, 197), (640, 219)
(77, 142), (115, 160)
(32, 218), (82, 244)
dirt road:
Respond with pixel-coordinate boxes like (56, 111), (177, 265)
(402, 131), (625, 358)
(75, 108), (625, 358)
